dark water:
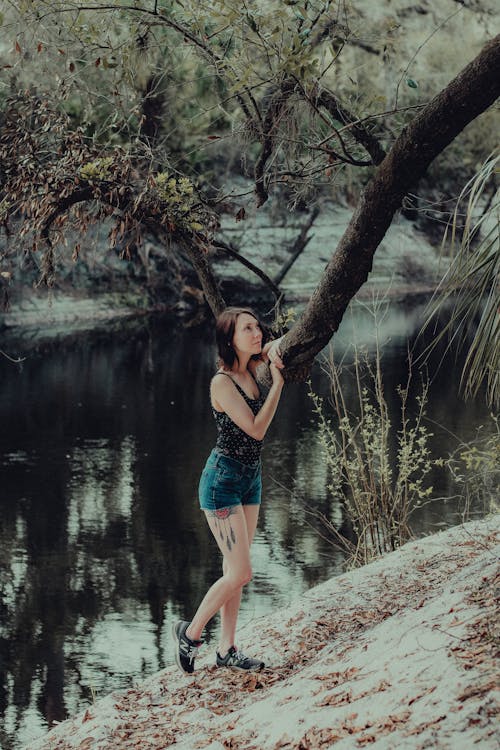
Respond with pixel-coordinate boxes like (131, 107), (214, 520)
(0, 304), (492, 750)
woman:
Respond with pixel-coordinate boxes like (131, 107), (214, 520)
(172, 307), (284, 674)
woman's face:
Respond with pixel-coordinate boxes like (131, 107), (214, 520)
(232, 313), (262, 356)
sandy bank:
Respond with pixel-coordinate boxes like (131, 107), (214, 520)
(26, 517), (499, 750)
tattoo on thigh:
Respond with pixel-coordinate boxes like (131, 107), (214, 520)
(207, 506), (238, 551)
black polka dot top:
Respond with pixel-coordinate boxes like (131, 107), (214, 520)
(212, 373), (265, 466)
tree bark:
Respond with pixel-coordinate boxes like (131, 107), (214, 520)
(282, 35), (500, 379)
(315, 91), (386, 166)
(182, 240), (226, 317)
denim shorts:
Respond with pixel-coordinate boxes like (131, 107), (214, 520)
(198, 449), (262, 511)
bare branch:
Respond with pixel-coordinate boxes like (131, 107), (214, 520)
(314, 90), (386, 165)
(212, 239), (283, 300)
(274, 207), (320, 286)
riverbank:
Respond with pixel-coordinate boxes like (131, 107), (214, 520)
(26, 516), (499, 750)
(1, 204), (444, 345)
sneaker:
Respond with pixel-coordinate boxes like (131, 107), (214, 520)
(216, 645), (264, 671)
(172, 620), (203, 674)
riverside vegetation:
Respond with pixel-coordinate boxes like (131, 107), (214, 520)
(0, 0), (498, 389)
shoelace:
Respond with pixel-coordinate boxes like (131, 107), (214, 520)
(229, 649), (249, 665)
(181, 639), (201, 664)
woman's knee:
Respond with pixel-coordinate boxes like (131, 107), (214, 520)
(226, 566), (252, 589)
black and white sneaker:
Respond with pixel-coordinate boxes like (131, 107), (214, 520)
(172, 620), (203, 674)
(216, 646), (264, 671)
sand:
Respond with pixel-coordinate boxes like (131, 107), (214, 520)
(25, 516), (499, 750)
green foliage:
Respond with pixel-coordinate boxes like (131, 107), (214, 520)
(309, 342), (438, 567)
(446, 416), (499, 517)
(154, 174), (204, 230)
(422, 151), (500, 409)
(272, 306), (297, 334)
(3, 0), (496, 208)
(80, 157), (115, 181)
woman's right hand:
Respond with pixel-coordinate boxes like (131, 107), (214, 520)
(266, 337), (284, 369)
(270, 361), (284, 386)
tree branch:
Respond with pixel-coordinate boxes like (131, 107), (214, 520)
(282, 34), (500, 380)
(274, 207), (320, 286)
(311, 20), (380, 56)
(181, 239), (226, 317)
(40, 187), (96, 245)
(314, 90), (386, 165)
(212, 239), (283, 299)
(38, 178), (226, 314)
(255, 78), (297, 208)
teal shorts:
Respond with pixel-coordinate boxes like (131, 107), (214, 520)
(198, 450), (262, 511)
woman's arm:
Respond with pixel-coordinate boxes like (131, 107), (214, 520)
(211, 367), (284, 442)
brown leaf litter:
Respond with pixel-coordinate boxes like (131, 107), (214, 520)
(27, 518), (499, 750)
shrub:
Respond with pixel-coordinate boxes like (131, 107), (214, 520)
(309, 342), (437, 567)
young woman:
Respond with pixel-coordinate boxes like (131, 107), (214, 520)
(172, 307), (284, 673)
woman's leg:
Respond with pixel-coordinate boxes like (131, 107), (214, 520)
(218, 504), (260, 655)
(186, 505), (253, 642)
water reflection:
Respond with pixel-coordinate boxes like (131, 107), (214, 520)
(0, 304), (493, 750)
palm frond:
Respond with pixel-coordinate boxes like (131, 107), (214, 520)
(421, 150), (499, 409)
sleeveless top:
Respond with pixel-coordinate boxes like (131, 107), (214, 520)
(212, 372), (265, 466)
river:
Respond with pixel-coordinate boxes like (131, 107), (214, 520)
(0, 302), (492, 750)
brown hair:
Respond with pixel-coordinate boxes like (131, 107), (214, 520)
(216, 306), (268, 369)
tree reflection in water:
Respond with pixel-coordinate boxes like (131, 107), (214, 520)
(0, 306), (492, 750)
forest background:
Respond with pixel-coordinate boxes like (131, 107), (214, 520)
(0, 0), (498, 397)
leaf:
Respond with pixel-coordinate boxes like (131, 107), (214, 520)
(246, 13), (258, 32)
(235, 207), (245, 221)
(406, 78), (418, 89)
(103, 56), (118, 69)
(37, 42), (43, 53)
(15, 40), (22, 54)
(404, 716), (446, 736)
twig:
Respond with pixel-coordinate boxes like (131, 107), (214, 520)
(394, 7), (463, 109)
(312, 89), (386, 165)
(0, 350), (26, 364)
(274, 207), (320, 286)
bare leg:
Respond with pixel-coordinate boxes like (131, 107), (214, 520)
(219, 504), (260, 655)
(186, 506), (252, 642)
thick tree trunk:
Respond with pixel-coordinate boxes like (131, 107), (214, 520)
(282, 35), (500, 379)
